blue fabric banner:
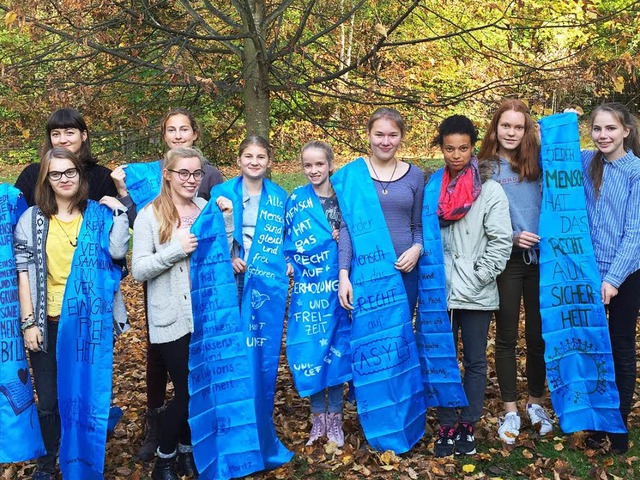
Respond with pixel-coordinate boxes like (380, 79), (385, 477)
(538, 113), (625, 434)
(417, 169), (468, 408)
(189, 178), (292, 479)
(332, 158), (426, 454)
(0, 184), (44, 463)
(123, 161), (162, 210)
(284, 184), (351, 398)
(57, 201), (121, 478)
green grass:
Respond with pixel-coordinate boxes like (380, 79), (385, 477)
(272, 171), (307, 194)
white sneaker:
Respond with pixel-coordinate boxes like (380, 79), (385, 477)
(306, 413), (326, 446)
(526, 404), (553, 436)
(326, 413), (344, 447)
(498, 412), (521, 444)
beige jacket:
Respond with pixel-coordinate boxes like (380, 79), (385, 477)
(440, 168), (512, 311)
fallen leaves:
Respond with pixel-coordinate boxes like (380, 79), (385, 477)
(2, 276), (638, 480)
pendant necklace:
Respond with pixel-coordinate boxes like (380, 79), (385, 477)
(369, 159), (398, 195)
(53, 215), (82, 247)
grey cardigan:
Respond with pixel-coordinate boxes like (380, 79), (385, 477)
(131, 198), (234, 344)
(14, 205), (130, 352)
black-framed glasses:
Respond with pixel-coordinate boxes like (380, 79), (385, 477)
(168, 169), (205, 181)
(47, 168), (78, 181)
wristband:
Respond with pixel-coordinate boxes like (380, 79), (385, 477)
(21, 313), (36, 332)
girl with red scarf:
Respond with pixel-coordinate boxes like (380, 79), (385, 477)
(430, 115), (512, 457)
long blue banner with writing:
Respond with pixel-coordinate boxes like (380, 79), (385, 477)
(538, 113), (625, 433)
(417, 169), (468, 408)
(284, 183), (351, 398)
(0, 184), (44, 463)
(57, 201), (121, 478)
(333, 158), (426, 454)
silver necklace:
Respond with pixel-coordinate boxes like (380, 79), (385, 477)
(53, 215), (82, 247)
(369, 159), (398, 195)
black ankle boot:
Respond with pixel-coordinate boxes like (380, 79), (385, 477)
(176, 449), (199, 478)
(137, 407), (163, 461)
(151, 452), (179, 480)
(585, 431), (607, 449)
(609, 414), (629, 454)
(609, 432), (629, 454)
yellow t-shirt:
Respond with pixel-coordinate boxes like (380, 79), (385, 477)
(46, 214), (82, 317)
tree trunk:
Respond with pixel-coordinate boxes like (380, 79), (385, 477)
(242, 0), (270, 140)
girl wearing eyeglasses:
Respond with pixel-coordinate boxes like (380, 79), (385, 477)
(14, 147), (129, 480)
(110, 108), (225, 464)
(131, 147), (232, 479)
(15, 108), (118, 207)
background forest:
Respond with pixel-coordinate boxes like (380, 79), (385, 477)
(0, 0), (638, 170)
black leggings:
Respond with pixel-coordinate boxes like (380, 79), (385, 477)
(494, 253), (546, 401)
(155, 333), (192, 454)
(144, 282), (169, 409)
(608, 269), (640, 418)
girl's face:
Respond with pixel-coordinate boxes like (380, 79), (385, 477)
(442, 134), (473, 178)
(50, 128), (86, 155)
(496, 110), (526, 157)
(368, 118), (403, 163)
(47, 157), (80, 200)
(164, 156), (202, 202)
(237, 144), (271, 181)
(302, 148), (331, 188)
(591, 111), (629, 161)
(163, 114), (198, 149)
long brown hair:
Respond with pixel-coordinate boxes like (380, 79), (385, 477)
(152, 147), (205, 244)
(589, 102), (640, 198)
(36, 147), (88, 218)
(477, 99), (540, 181)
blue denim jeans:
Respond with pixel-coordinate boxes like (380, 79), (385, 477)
(309, 384), (344, 414)
(30, 321), (60, 474)
(437, 310), (491, 426)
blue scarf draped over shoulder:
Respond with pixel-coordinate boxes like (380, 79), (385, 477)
(332, 158), (426, 454)
(538, 113), (625, 433)
(57, 200), (122, 479)
(417, 169), (468, 408)
(0, 184), (44, 463)
(123, 161), (162, 210)
(284, 184), (351, 397)
(189, 177), (292, 479)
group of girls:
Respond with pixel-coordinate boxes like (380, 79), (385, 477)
(4, 99), (640, 479)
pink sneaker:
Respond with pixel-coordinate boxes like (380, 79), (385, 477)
(306, 413), (326, 446)
(326, 413), (344, 447)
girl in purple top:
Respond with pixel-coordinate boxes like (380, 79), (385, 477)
(338, 108), (424, 314)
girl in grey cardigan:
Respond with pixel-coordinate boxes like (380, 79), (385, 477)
(132, 147), (232, 480)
